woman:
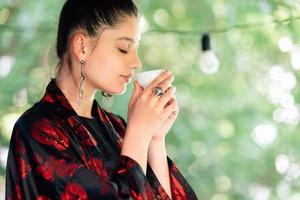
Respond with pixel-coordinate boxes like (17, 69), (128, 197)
(5, 0), (198, 199)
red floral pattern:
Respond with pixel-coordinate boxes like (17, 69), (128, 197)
(31, 118), (70, 151)
(42, 93), (56, 104)
(67, 117), (98, 147)
(5, 79), (198, 200)
(60, 183), (88, 200)
(17, 157), (31, 179)
(131, 189), (146, 200)
(87, 157), (109, 180)
(34, 154), (82, 181)
(37, 195), (51, 200)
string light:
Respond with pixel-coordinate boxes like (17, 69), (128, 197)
(1, 15), (300, 34)
(145, 16), (300, 75)
(198, 34), (219, 74)
(146, 15), (300, 36)
(1, 15), (300, 76)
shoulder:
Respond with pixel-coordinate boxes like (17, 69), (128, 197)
(12, 101), (61, 138)
(14, 102), (43, 130)
(11, 101), (71, 152)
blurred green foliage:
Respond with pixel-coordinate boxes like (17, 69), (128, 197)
(1, 0), (300, 199)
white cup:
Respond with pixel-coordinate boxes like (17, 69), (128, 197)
(134, 69), (165, 88)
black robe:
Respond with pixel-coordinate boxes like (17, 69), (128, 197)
(5, 79), (198, 200)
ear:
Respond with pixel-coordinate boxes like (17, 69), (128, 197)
(71, 32), (88, 61)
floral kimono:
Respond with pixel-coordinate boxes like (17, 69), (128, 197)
(5, 79), (198, 200)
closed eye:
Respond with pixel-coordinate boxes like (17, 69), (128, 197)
(118, 49), (128, 54)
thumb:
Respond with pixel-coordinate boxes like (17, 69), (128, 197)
(129, 81), (143, 105)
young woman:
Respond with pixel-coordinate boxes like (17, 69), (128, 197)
(5, 0), (197, 199)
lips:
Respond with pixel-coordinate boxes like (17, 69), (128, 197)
(120, 74), (133, 83)
(121, 74), (133, 83)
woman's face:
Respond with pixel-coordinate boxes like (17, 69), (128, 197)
(84, 16), (141, 95)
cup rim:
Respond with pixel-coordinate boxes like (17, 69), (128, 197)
(135, 69), (165, 75)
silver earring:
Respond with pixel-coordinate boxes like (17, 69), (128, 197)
(101, 91), (113, 108)
(78, 60), (85, 105)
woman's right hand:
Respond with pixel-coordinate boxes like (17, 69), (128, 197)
(126, 70), (175, 140)
(122, 70), (175, 173)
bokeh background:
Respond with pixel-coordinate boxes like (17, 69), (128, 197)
(1, 0), (300, 199)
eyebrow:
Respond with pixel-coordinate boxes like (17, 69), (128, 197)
(117, 37), (135, 43)
(116, 36), (141, 45)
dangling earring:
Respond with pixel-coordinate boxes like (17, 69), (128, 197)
(78, 60), (85, 105)
(101, 91), (113, 108)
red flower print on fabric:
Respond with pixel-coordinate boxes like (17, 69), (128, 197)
(87, 157), (109, 180)
(37, 195), (51, 200)
(67, 117), (97, 147)
(170, 173), (188, 199)
(96, 107), (111, 124)
(8, 184), (22, 200)
(60, 183), (88, 200)
(31, 119), (70, 151)
(130, 189), (146, 200)
(119, 156), (138, 169)
(17, 157), (31, 179)
(157, 185), (170, 199)
(34, 154), (82, 181)
(42, 93), (56, 104)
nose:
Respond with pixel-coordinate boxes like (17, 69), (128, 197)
(129, 51), (141, 70)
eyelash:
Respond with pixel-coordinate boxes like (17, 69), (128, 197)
(118, 48), (128, 54)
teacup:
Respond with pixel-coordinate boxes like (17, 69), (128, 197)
(134, 69), (165, 88)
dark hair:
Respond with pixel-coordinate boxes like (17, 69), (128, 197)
(56, 0), (139, 59)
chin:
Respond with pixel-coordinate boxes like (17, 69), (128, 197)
(118, 85), (128, 95)
(118, 90), (126, 95)
(110, 85), (127, 95)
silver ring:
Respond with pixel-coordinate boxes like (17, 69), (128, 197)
(152, 86), (165, 97)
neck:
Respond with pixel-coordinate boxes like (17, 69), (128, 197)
(56, 61), (97, 118)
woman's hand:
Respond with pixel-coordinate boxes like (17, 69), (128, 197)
(152, 96), (179, 141)
(151, 74), (178, 141)
(122, 70), (177, 173)
(126, 70), (176, 140)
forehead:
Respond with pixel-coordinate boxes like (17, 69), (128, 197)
(100, 16), (141, 44)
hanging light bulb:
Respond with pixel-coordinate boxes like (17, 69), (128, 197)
(198, 34), (220, 74)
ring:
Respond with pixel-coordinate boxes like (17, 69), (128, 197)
(152, 86), (165, 97)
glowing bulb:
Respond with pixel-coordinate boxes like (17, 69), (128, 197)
(199, 50), (219, 74)
(278, 37), (293, 52)
(198, 34), (220, 74)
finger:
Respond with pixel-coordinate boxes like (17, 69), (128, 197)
(156, 75), (174, 92)
(169, 103), (179, 119)
(144, 70), (172, 95)
(157, 87), (176, 110)
(162, 96), (178, 119)
(168, 110), (178, 120)
(129, 81), (143, 107)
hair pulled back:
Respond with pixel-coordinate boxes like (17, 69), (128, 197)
(56, 0), (139, 60)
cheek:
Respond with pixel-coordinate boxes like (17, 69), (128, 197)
(94, 56), (122, 74)
(86, 53), (124, 82)
(89, 46), (123, 69)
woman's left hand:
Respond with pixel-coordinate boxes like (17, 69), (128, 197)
(151, 96), (179, 141)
